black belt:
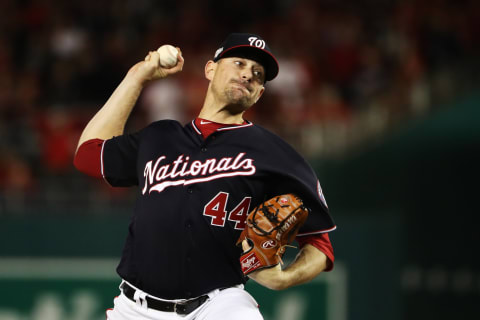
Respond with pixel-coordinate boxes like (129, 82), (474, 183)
(120, 282), (209, 315)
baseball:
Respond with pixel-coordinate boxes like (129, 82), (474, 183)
(157, 45), (179, 68)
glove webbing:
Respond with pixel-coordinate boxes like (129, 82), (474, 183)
(248, 200), (306, 237)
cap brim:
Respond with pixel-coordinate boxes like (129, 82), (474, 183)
(214, 45), (279, 81)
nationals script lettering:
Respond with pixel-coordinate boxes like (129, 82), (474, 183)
(142, 152), (256, 194)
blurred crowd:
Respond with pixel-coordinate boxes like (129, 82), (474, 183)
(0, 0), (478, 214)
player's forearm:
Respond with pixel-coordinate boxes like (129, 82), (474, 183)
(76, 71), (144, 150)
(280, 244), (328, 289)
(248, 244), (328, 290)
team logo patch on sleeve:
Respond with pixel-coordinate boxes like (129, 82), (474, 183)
(317, 180), (328, 208)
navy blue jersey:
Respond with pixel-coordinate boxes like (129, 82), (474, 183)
(102, 119), (336, 299)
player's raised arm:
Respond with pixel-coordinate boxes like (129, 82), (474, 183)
(75, 47), (184, 151)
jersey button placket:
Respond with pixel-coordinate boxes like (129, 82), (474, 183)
(201, 147), (207, 152)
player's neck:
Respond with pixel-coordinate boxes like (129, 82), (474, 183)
(199, 94), (245, 125)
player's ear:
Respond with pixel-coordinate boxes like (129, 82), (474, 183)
(254, 86), (265, 104)
(205, 60), (217, 81)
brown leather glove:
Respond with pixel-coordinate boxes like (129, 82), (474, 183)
(237, 194), (309, 275)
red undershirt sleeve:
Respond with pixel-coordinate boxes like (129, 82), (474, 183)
(73, 139), (105, 178)
(296, 232), (335, 271)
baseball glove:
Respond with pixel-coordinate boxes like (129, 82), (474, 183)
(236, 194), (309, 275)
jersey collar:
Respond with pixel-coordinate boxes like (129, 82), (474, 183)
(191, 118), (253, 137)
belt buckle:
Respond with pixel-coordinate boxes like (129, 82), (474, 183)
(174, 301), (189, 315)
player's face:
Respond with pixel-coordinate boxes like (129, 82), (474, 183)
(207, 57), (265, 111)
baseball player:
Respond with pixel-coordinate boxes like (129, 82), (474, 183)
(74, 33), (336, 320)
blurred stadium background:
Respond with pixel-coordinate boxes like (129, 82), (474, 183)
(0, 0), (478, 319)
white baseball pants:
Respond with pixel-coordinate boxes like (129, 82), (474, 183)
(106, 284), (263, 320)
